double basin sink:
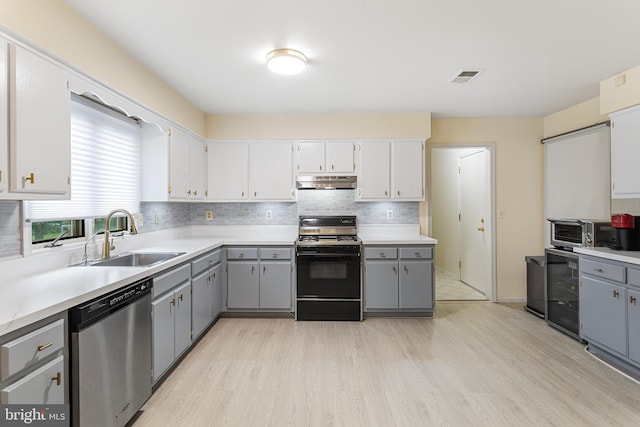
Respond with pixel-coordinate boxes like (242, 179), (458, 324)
(80, 252), (185, 267)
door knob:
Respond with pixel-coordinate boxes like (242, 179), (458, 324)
(477, 226), (485, 232)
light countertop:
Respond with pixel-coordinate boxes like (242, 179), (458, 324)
(574, 247), (640, 266)
(0, 224), (436, 336)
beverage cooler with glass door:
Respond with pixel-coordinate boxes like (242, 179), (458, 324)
(545, 248), (580, 339)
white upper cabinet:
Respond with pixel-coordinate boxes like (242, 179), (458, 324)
(0, 38), (7, 196)
(295, 140), (354, 175)
(610, 106), (640, 198)
(250, 142), (294, 201)
(356, 141), (390, 200)
(141, 126), (205, 201)
(207, 142), (249, 201)
(168, 128), (190, 199)
(8, 45), (70, 198)
(356, 140), (425, 201)
(189, 137), (205, 200)
(392, 140), (424, 200)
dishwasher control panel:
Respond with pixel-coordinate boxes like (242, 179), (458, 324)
(69, 277), (153, 331)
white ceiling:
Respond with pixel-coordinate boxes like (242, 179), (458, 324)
(63, 0), (640, 118)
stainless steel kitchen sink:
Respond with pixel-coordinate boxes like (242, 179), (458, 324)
(81, 252), (185, 267)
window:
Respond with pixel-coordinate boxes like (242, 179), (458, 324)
(27, 94), (141, 245)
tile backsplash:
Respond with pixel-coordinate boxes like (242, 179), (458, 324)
(0, 201), (21, 257)
(0, 194), (418, 257)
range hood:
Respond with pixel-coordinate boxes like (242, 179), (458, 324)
(296, 175), (357, 190)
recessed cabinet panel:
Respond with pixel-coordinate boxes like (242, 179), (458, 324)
(152, 291), (175, 381)
(250, 142), (293, 200)
(9, 45), (70, 197)
(174, 281), (192, 357)
(392, 140), (424, 200)
(207, 142), (249, 201)
(580, 276), (627, 355)
(399, 261), (432, 309)
(169, 128), (191, 199)
(0, 355), (65, 404)
(296, 141), (325, 173)
(259, 262), (292, 309)
(189, 137), (205, 200)
(357, 142), (390, 200)
(227, 262), (260, 309)
(628, 289), (640, 363)
(326, 141), (354, 173)
(365, 262), (399, 309)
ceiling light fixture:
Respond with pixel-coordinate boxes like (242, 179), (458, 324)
(266, 49), (307, 75)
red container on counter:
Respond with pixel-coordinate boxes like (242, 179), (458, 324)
(612, 213), (635, 229)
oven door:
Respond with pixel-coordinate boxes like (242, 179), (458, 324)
(296, 246), (361, 299)
(549, 220), (584, 249)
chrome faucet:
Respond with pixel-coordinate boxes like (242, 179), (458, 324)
(102, 209), (138, 260)
(82, 230), (103, 265)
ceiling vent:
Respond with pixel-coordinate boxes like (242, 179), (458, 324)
(449, 69), (483, 84)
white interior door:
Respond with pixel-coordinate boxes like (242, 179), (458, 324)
(459, 149), (491, 298)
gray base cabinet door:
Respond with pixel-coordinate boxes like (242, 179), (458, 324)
(210, 264), (223, 319)
(227, 262), (260, 309)
(260, 262), (292, 309)
(399, 261), (433, 309)
(629, 289), (640, 363)
(174, 281), (192, 357)
(365, 262), (398, 309)
(581, 276), (626, 355)
(152, 291), (175, 381)
(192, 271), (210, 339)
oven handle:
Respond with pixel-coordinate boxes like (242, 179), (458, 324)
(296, 252), (361, 258)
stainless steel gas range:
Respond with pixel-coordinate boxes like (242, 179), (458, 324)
(295, 215), (363, 321)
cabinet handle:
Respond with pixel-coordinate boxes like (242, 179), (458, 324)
(595, 268), (603, 273)
(414, 252), (422, 257)
(213, 272), (216, 279)
(397, 190), (400, 196)
(37, 343), (53, 352)
(251, 266), (255, 275)
(254, 192), (257, 197)
(404, 265), (409, 273)
(239, 253), (245, 258)
(613, 290), (620, 298)
(384, 190), (388, 196)
(273, 254), (278, 258)
(379, 252), (386, 258)
(170, 298), (176, 306)
(187, 189), (192, 195)
(319, 165), (322, 171)
(194, 190), (198, 196)
(179, 294), (184, 301)
(241, 191), (245, 197)
(51, 372), (61, 386)
(631, 296), (637, 304)
(331, 164), (334, 170)
(263, 266), (266, 274)
(392, 266), (397, 273)
(23, 173), (35, 185)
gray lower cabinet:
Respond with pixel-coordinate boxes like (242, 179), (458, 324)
(191, 249), (223, 339)
(152, 264), (192, 384)
(226, 246), (293, 311)
(364, 245), (434, 315)
(579, 254), (640, 371)
(0, 313), (67, 404)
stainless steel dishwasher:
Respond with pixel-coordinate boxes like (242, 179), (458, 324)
(69, 277), (153, 427)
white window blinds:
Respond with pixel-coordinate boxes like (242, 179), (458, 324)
(27, 95), (141, 220)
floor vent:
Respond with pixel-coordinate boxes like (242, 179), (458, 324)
(449, 69), (483, 84)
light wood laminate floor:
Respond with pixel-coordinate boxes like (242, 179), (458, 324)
(134, 303), (640, 426)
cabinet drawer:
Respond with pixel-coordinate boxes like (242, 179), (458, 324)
(582, 258), (626, 283)
(227, 248), (258, 260)
(191, 249), (222, 276)
(628, 267), (640, 288)
(1, 319), (64, 381)
(153, 264), (191, 298)
(399, 247), (433, 260)
(364, 247), (398, 260)
(260, 248), (291, 260)
(0, 355), (65, 404)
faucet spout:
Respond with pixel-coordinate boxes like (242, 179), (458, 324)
(102, 209), (138, 260)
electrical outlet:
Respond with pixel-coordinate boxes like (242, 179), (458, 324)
(137, 213), (144, 227)
(266, 210), (273, 220)
(205, 210), (213, 221)
(387, 209), (393, 219)
(154, 213), (161, 224)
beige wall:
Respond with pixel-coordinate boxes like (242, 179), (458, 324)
(600, 65), (640, 114)
(0, 0), (205, 135)
(206, 112), (431, 140)
(543, 97), (608, 138)
(426, 118), (544, 301)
